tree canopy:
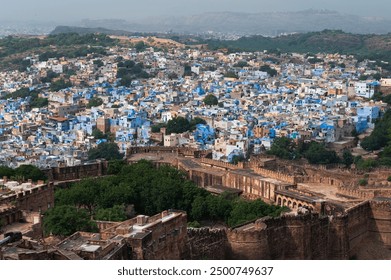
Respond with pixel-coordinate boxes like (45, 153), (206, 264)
(43, 205), (98, 237)
(47, 160), (288, 237)
(0, 164), (46, 182)
(203, 94), (219, 106)
(88, 142), (123, 161)
(165, 116), (206, 135)
(268, 137), (340, 164)
(87, 97), (103, 108)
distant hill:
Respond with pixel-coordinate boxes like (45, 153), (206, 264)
(206, 30), (391, 64)
(51, 26), (136, 36)
(76, 10), (391, 36)
(50, 26), (391, 65)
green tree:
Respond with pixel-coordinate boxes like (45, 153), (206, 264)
(14, 165), (46, 182)
(189, 117), (207, 131)
(43, 205), (98, 237)
(50, 79), (72, 91)
(135, 41), (146, 52)
(87, 97), (103, 108)
(191, 196), (208, 221)
(30, 97), (49, 108)
(304, 142), (339, 164)
(0, 166), (15, 178)
(151, 123), (166, 133)
(91, 128), (105, 139)
(107, 159), (126, 175)
(268, 137), (298, 160)
(259, 65), (277, 77)
(342, 149), (354, 167)
(224, 71), (238, 79)
(227, 199), (287, 227)
(166, 116), (190, 134)
(93, 59), (104, 68)
(88, 142), (123, 161)
(203, 94), (218, 106)
(234, 60), (248, 68)
(95, 205), (127, 222)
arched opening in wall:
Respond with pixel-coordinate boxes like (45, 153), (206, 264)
(283, 199), (287, 206)
(277, 197), (282, 206)
(288, 200), (292, 208)
(298, 203), (302, 208)
(293, 202), (297, 209)
(331, 179), (334, 185)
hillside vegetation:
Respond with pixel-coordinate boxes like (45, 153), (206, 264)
(207, 30), (391, 63)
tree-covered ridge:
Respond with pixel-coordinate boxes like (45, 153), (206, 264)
(44, 160), (287, 236)
(0, 33), (116, 58)
(206, 30), (391, 64)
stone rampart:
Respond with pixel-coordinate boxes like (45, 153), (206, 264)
(338, 187), (375, 200)
(368, 200), (391, 247)
(253, 167), (297, 184)
(44, 160), (108, 182)
(186, 228), (227, 259)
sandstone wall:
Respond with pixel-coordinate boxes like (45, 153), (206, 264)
(368, 200), (391, 247)
(186, 228), (227, 260)
(227, 214), (331, 260)
(44, 161), (108, 182)
(345, 202), (371, 253)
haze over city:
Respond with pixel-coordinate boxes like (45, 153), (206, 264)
(1, 0), (390, 22)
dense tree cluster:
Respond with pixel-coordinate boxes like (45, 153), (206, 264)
(165, 117), (207, 135)
(44, 160), (287, 236)
(0, 33), (115, 58)
(0, 165), (47, 182)
(268, 137), (340, 165)
(358, 109), (391, 168)
(203, 94), (219, 106)
(1, 87), (48, 108)
(259, 65), (278, 77)
(88, 142), (123, 161)
(87, 97), (104, 108)
(50, 79), (72, 91)
(116, 60), (149, 87)
(43, 205), (98, 236)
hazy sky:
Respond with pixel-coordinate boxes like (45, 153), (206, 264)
(1, 0), (389, 22)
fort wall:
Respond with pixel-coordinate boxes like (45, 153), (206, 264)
(368, 200), (391, 247)
(186, 228), (227, 260)
(227, 214), (331, 259)
(345, 202), (371, 253)
(44, 160), (108, 182)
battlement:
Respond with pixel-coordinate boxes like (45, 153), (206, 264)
(338, 187), (375, 200)
(44, 160), (108, 182)
(253, 167), (297, 184)
(199, 158), (239, 170)
(127, 146), (211, 158)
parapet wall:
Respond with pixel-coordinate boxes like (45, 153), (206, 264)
(200, 158), (239, 170)
(0, 183), (54, 214)
(227, 214), (331, 259)
(127, 147), (211, 158)
(44, 161), (108, 182)
(185, 228), (227, 260)
(253, 167), (297, 184)
(338, 187), (375, 200)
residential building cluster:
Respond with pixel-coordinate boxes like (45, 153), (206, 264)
(0, 40), (388, 167)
